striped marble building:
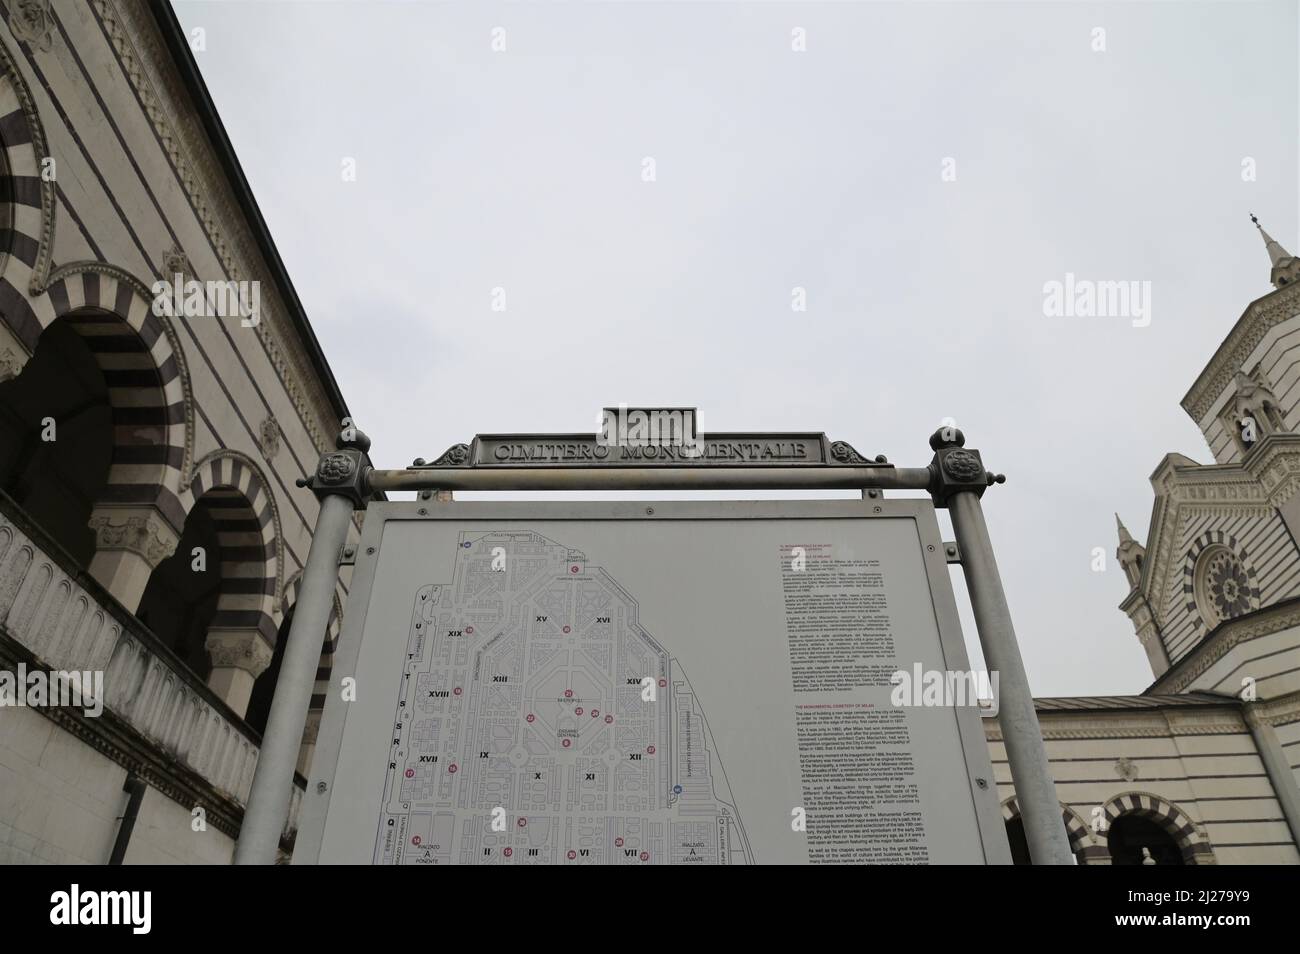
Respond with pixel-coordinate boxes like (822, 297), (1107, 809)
(1, 4), (1297, 872)
(988, 222), (1300, 865)
(0, 1), (357, 863)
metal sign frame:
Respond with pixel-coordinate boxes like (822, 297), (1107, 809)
(232, 425), (1074, 866)
(293, 497), (1013, 865)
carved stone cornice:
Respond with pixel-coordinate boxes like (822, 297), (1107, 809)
(205, 630), (274, 677)
(1149, 599), (1300, 694)
(95, 0), (340, 457)
(1241, 434), (1300, 505)
(986, 714), (1246, 742)
(988, 724), (1247, 741)
(1248, 691), (1300, 727)
(87, 505), (180, 566)
(1182, 281), (1300, 423)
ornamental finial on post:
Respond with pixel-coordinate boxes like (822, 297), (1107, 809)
(927, 427), (1005, 508)
(295, 418), (374, 507)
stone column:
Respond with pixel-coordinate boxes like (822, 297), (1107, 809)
(87, 504), (180, 611)
(205, 630), (274, 718)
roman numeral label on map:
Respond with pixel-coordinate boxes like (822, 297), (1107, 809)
(365, 530), (751, 866)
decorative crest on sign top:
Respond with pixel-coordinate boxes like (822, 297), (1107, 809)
(429, 443), (471, 467)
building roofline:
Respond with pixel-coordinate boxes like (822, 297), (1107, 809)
(1181, 280), (1300, 423)
(1034, 692), (1238, 714)
(1144, 594), (1300, 694)
(148, 0), (351, 430)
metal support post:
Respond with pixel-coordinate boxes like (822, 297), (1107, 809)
(928, 429), (1074, 865)
(234, 422), (372, 865)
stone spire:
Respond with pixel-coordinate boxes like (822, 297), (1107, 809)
(1251, 213), (1300, 288)
(1116, 513), (1145, 589)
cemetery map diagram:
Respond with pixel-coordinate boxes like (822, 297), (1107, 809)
(373, 530), (753, 864)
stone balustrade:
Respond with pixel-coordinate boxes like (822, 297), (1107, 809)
(0, 502), (300, 842)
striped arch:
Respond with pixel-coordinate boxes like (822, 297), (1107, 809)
(281, 571), (344, 710)
(1100, 791), (1216, 865)
(1182, 530), (1259, 633)
(24, 264), (194, 532)
(0, 36), (55, 301)
(185, 452), (283, 643)
(1001, 796), (1105, 864)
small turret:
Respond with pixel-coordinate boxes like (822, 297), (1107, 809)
(1252, 213), (1300, 288)
(1116, 513), (1145, 589)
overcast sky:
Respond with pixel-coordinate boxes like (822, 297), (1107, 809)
(173, 0), (1298, 696)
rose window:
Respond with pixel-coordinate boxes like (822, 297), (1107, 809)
(1194, 547), (1256, 628)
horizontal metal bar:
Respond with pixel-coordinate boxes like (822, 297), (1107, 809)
(367, 465), (935, 493)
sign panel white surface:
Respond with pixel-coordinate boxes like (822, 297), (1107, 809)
(296, 500), (1009, 865)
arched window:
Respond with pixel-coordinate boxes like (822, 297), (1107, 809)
(1004, 815), (1088, 865)
(1099, 792), (1214, 864)
(1004, 816), (1032, 865)
(1108, 813), (1184, 865)
(135, 496), (223, 676)
(0, 317), (113, 564)
(246, 603), (293, 735)
(137, 481), (277, 718)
